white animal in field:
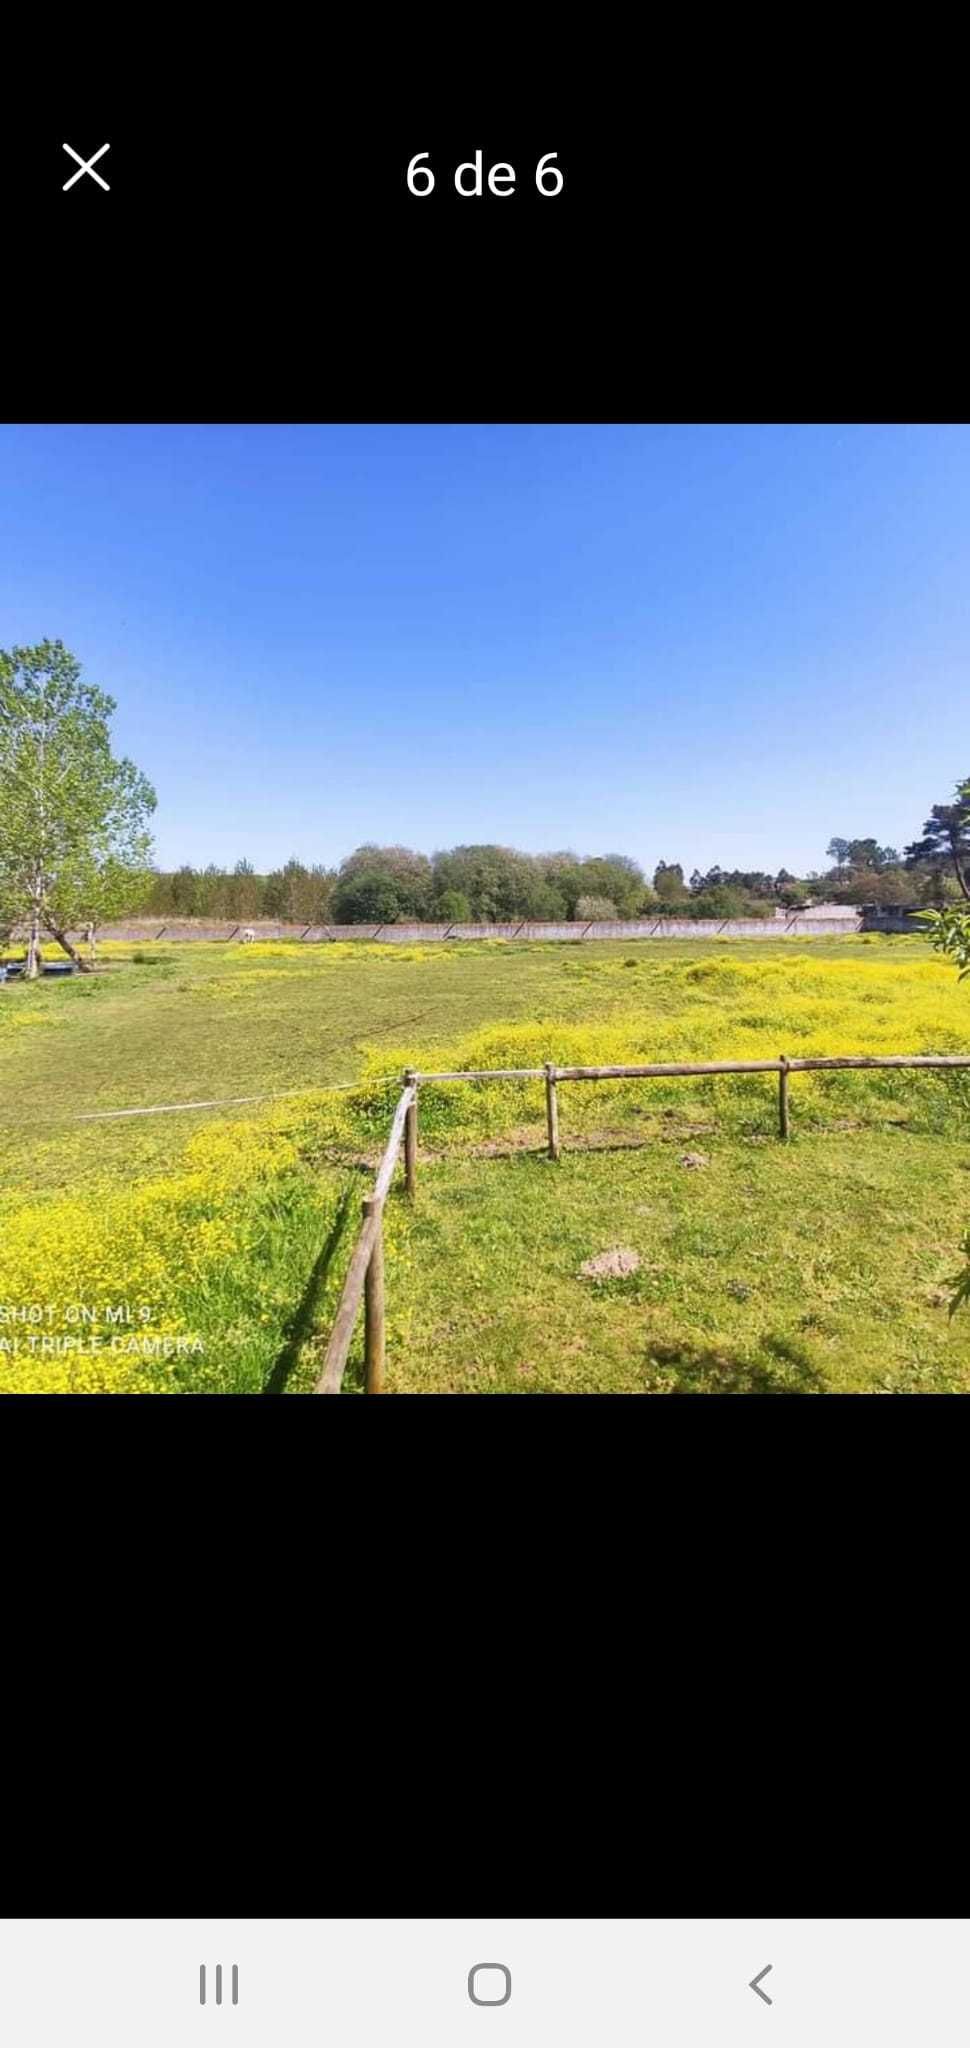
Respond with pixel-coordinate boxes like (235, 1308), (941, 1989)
(240, 927), (256, 943)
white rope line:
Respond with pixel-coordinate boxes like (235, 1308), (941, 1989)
(2, 1074), (403, 1127)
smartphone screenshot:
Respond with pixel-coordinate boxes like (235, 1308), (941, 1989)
(3, 93), (968, 1406)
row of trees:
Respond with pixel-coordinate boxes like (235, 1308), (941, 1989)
(3, 644), (970, 969)
(143, 827), (970, 927)
(144, 847), (659, 925)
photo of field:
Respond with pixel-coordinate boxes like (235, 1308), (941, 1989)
(4, 425), (970, 1394)
(3, 933), (968, 1393)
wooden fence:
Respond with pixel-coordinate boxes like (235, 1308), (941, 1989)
(314, 1051), (970, 1393)
(316, 1078), (418, 1394)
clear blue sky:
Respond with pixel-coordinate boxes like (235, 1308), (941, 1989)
(1, 423), (967, 876)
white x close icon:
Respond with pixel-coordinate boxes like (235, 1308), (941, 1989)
(62, 142), (110, 192)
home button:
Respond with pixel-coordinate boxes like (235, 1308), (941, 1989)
(468, 1964), (511, 2007)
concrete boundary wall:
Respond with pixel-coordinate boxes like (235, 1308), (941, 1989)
(6, 911), (879, 945)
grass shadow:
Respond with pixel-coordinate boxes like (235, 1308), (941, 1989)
(263, 1180), (356, 1394)
(456, 1133), (655, 1166)
(649, 1332), (825, 1394)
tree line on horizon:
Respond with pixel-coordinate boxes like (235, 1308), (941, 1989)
(4, 644), (969, 970)
(140, 831), (967, 927)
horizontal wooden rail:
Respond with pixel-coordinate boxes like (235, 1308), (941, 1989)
(416, 1054), (970, 1083)
(416, 1066), (547, 1082)
(557, 1059), (783, 1080)
(783, 1054), (970, 1072)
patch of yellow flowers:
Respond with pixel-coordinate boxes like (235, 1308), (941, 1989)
(359, 950), (970, 1140)
(4, 944), (967, 1393)
(0, 1108), (311, 1393)
(0, 1002), (58, 1037)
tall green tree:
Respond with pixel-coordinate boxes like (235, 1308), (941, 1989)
(264, 857), (334, 923)
(429, 845), (559, 921)
(653, 860), (688, 905)
(227, 859), (263, 921)
(0, 640), (156, 976)
(333, 872), (401, 924)
(905, 778), (970, 902)
(336, 845), (433, 920)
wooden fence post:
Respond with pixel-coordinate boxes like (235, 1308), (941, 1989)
(544, 1063), (561, 1159)
(778, 1055), (791, 1142)
(363, 1197), (386, 1393)
(404, 1071), (417, 1198)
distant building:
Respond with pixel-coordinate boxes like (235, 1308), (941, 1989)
(787, 902), (860, 920)
(859, 904), (926, 933)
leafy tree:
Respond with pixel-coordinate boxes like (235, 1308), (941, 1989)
(905, 778), (970, 901)
(431, 845), (557, 921)
(332, 872), (401, 924)
(264, 857), (333, 923)
(190, 864), (227, 916)
(837, 864), (919, 907)
(168, 865), (204, 916)
(306, 865), (335, 922)
(227, 859), (263, 921)
(48, 851), (154, 963)
(686, 884), (768, 920)
(530, 878), (573, 919)
(575, 894), (618, 920)
(691, 866), (779, 902)
(575, 855), (644, 916)
(0, 868), (22, 949)
(913, 863), (952, 908)
(848, 838), (880, 870)
(820, 834), (926, 904)
(0, 640), (156, 976)
(435, 888), (471, 922)
(535, 850), (579, 877)
(337, 845), (433, 919)
(918, 903), (970, 979)
(653, 860), (687, 906)
(541, 863), (589, 917)
(824, 838), (899, 884)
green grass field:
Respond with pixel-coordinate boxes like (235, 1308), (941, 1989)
(1, 935), (969, 1392)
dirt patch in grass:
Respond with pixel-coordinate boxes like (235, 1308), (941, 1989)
(579, 1247), (642, 1280)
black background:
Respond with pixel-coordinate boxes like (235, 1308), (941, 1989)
(10, 80), (964, 418)
(2, 65), (966, 1914)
